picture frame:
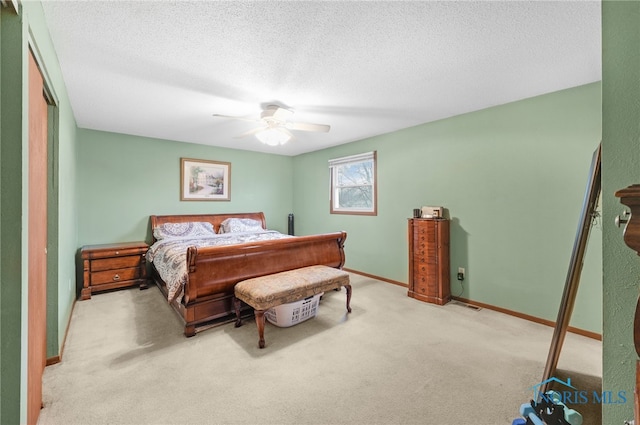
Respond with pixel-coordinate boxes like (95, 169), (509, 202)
(180, 158), (231, 201)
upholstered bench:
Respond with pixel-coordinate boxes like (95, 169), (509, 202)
(234, 265), (351, 348)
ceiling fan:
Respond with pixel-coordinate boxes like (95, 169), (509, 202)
(213, 105), (330, 146)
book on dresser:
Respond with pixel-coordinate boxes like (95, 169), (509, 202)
(408, 218), (450, 305)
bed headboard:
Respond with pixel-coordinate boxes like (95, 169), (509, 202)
(149, 212), (267, 243)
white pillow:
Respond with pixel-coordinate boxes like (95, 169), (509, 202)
(153, 221), (217, 240)
(219, 218), (263, 233)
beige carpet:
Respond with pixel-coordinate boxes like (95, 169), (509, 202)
(38, 273), (602, 425)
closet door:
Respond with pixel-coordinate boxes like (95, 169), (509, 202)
(27, 49), (48, 425)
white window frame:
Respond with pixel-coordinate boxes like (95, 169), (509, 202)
(329, 151), (377, 215)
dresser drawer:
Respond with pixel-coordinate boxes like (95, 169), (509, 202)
(91, 255), (142, 272)
(413, 227), (436, 241)
(91, 267), (142, 285)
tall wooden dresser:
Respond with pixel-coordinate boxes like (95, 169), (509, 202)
(408, 218), (450, 305)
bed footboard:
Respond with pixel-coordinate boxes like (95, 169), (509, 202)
(152, 230), (347, 336)
(184, 231), (347, 304)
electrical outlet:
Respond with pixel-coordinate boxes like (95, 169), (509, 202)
(457, 267), (465, 281)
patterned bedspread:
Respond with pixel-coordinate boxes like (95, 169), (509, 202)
(147, 231), (293, 303)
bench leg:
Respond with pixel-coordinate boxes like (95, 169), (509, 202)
(344, 284), (352, 313)
(234, 297), (243, 328)
(255, 310), (267, 349)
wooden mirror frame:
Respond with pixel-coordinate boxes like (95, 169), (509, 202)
(541, 144), (601, 395)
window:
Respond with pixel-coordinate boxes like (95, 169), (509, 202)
(329, 151), (377, 215)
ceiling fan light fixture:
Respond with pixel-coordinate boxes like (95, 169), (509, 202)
(255, 128), (290, 146)
(214, 104), (329, 145)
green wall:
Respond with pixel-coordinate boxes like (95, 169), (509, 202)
(1, 7), (25, 423)
(293, 83), (603, 334)
(602, 1), (640, 423)
(76, 129), (294, 246)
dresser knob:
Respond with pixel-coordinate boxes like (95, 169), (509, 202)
(115, 251), (120, 255)
(113, 274), (120, 281)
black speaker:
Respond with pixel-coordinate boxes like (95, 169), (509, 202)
(288, 213), (294, 236)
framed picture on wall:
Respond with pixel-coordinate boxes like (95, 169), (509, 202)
(180, 158), (231, 201)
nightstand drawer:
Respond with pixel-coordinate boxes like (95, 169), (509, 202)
(91, 267), (142, 285)
(91, 256), (141, 272)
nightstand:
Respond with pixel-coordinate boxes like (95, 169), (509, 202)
(80, 241), (149, 300)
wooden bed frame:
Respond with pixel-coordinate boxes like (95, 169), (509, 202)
(149, 212), (347, 336)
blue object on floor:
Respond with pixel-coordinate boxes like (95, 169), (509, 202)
(542, 391), (583, 425)
(520, 403), (544, 425)
(518, 391), (583, 425)
(511, 418), (526, 425)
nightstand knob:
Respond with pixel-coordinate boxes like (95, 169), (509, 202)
(113, 274), (121, 281)
(115, 251), (120, 255)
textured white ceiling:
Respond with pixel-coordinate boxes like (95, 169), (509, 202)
(41, 1), (601, 156)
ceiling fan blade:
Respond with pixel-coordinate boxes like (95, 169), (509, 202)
(280, 127), (294, 139)
(285, 122), (331, 133)
(272, 107), (294, 121)
(213, 113), (261, 123)
(234, 126), (267, 139)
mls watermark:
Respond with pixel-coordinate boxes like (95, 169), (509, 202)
(529, 377), (627, 405)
